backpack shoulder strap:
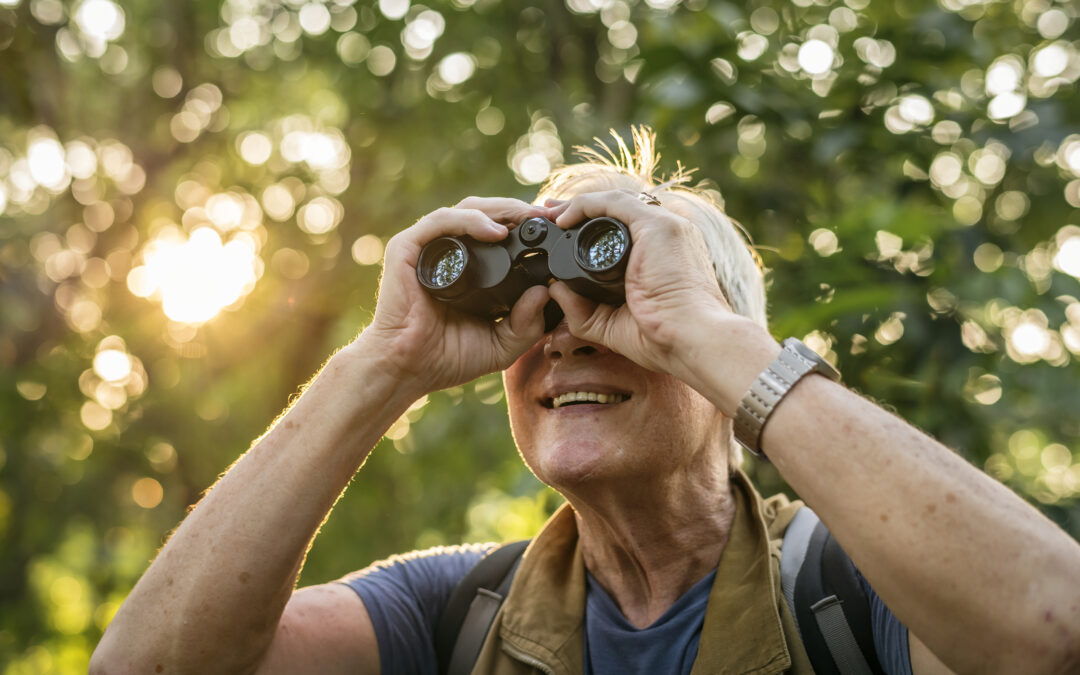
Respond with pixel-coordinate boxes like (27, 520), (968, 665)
(435, 539), (530, 675)
(782, 507), (885, 675)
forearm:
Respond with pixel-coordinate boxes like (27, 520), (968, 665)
(766, 377), (1080, 673)
(92, 333), (421, 674)
(682, 313), (1080, 674)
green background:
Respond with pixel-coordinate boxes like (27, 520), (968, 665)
(1, 0), (1078, 670)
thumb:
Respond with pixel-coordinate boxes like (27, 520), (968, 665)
(548, 281), (613, 345)
(496, 285), (551, 353)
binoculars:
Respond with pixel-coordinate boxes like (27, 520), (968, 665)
(416, 216), (632, 331)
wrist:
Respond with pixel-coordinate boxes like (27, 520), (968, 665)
(334, 331), (430, 416)
(673, 310), (781, 418)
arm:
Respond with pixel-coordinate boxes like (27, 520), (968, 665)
(90, 199), (551, 674)
(545, 190), (1080, 675)
(90, 339), (411, 675)
(689, 315), (1080, 674)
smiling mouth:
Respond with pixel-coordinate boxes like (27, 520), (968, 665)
(542, 392), (631, 409)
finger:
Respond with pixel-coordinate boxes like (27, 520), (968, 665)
(554, 190), (665, 230)
(408, 207), (508, 248)
(548, 281), (608, 345)
(496, 285), (551, 352)
(541, 199), (571, 220)
(455, 197), (546, 227)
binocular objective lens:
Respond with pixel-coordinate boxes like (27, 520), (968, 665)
(586, 227), (627, 271)
(430, 247), (466, 287)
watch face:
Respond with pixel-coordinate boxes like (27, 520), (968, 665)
(782, 338), (841, 381)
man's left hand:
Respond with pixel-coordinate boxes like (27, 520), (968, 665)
(542, 190), (740, 381)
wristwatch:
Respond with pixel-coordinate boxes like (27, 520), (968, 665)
(734, 337), (841, 458)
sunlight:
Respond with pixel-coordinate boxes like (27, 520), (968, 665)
(1054, 233), (1080, 278)
(27, 136), (68, 190)
(127, 227), (259, 323)
(74, 0), (125, 42)
(93, 349), (131, 383)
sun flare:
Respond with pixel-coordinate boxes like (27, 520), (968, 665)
(127, 227), (261, 323)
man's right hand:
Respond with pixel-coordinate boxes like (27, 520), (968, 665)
(355, 197), (552, 397)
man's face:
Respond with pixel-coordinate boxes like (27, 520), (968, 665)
(502, 323), (729, 491)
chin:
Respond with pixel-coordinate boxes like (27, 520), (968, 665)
(527, 438), (626, 491)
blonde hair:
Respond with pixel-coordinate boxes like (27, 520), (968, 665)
(535, 126), (767, 329)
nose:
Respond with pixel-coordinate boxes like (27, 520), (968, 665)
(543, 321), (607, 359)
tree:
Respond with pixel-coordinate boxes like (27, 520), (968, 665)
(0, 0), (1077, 669)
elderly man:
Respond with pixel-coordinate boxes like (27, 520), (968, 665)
(92, 132), (1080, 674)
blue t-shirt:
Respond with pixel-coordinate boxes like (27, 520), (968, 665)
(582, 569), (715, 675)
(341, 545), (912, 675)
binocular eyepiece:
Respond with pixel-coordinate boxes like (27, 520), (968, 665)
(416, 216), (632, 331)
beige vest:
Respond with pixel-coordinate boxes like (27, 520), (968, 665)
(471, 471), (816, 674)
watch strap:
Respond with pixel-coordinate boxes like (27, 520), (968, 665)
(734, 338), (839, 458)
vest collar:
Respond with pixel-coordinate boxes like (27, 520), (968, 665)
(497, 471), (791, 674)
(690, 471), (792, 674)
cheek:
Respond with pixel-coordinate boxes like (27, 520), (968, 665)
(503, 339), (542, 387)
(653, 382), (724, 441)
(502, 350), (542, 449)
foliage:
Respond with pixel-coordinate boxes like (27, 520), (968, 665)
(0, 0), (1078, 670)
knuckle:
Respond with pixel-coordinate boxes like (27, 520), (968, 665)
(461, 208), (487, 222)
(384, 233), (405, 255)
(455, 196), (480, 208)
(660, 214), (694, 234)
(673, 216), (696, 232)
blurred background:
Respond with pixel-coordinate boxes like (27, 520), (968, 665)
(0, 0), (1078, 670)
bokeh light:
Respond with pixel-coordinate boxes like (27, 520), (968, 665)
(131, 478), (163, 509)
(797, 39), (833, 75)
(1054, 228), (1080, 279)
(238, 132), (273, 165)
(74, 0), (125, 42)
(379, 0), (409, 20)
(437, 53), (476, 86)
(351, 235), (384, 265)
(128, 227), (261, 323)
(3, 0), (1080, 669)
(93, 350), (131, 383)
(28, 138), (68, 190)
(509, 116), (563, 185)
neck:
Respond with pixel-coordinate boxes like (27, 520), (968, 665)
(565, 455), (737, 629)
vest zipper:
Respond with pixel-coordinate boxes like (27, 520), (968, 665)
(501, 642), (557, 675)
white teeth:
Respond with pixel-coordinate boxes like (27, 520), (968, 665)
(551, 391), (628, 409)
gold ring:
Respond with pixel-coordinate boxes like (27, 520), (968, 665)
(637, 191), (662, 206)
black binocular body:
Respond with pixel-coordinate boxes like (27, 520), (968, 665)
(416, 216), (632, 331)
